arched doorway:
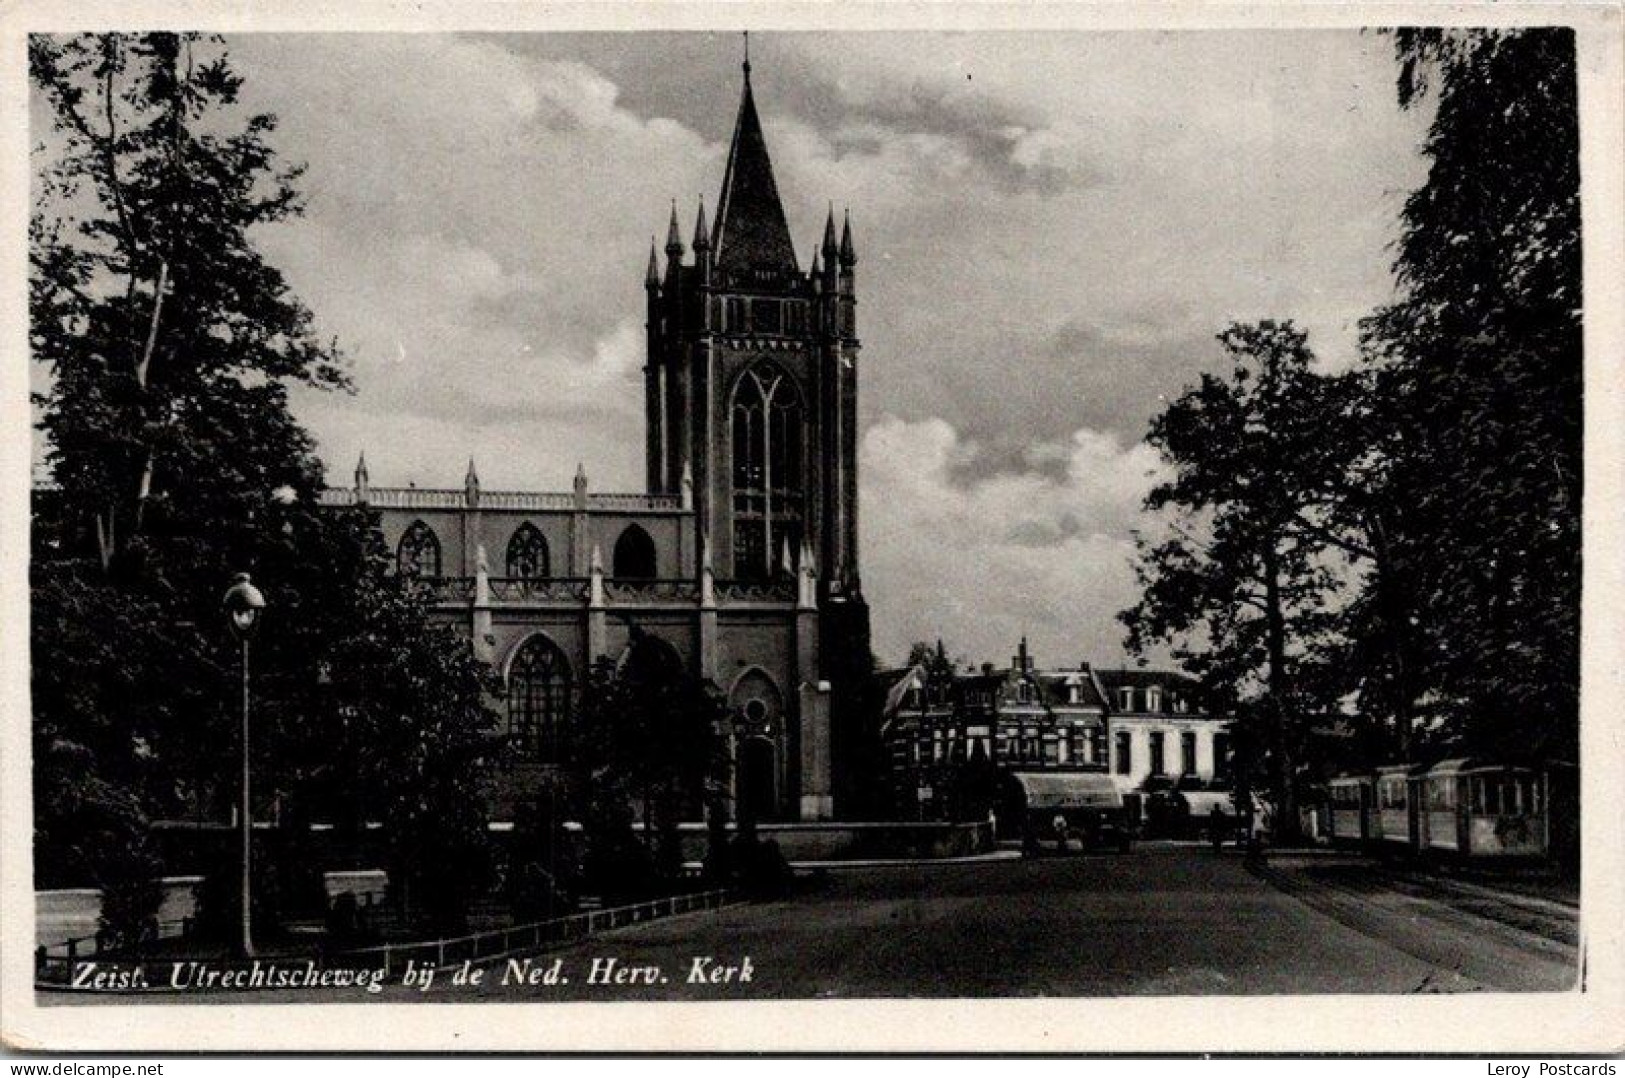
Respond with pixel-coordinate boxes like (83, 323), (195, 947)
(729, 669), (784, 823)
(737, 734), (777, 827)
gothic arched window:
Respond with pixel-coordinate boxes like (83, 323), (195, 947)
(612, 524), (657, 579)
(505, 523), (549, 579)
(397, 520), (441, 579)
(508, 635), (572, 760)
(730, 364), (803, 580)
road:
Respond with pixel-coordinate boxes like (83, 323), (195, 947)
(384, 843), (1579, 999)
(48, 843), (1577, 1002)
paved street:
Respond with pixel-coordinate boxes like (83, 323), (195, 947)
(49, 844), (1577, 1002)
(485, 845), (1576, 999)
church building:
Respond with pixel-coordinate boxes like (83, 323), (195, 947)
(321, 56), (873, 823)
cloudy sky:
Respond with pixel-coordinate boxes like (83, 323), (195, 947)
(97, 31), (1436, 668)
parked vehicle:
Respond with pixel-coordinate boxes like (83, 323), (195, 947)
(1003, 771), (1133, 854)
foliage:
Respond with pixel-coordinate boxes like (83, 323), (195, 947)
(1121, 321), (1365, 835)
(306, 528), (502, 932)
(30, 33), (344, 580)
(1359, 28), (1581, 762)
(30, 33), (499, 937)
(556, 631), (730, 899)
(1122, 28), (1582, 814)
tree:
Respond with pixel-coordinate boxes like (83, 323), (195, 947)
(556, 630), (730, 898)
(29, 32), (344, 937)
(30, 33), (499, 938)
(1121, 321), (1361, 839)
(308, 529), (501, 933)
(1359, 28), (1581, 763)
(31, 34), (345, 579)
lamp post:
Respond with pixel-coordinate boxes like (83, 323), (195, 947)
(222, 573), (265, 959)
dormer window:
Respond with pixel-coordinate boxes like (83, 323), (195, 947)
(1147, 686), (1163, 713)
(1118, 688), (1135, 712)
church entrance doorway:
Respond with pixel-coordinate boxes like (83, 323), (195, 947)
(737, 732), (778, 826)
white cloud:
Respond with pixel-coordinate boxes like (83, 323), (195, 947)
(861, 415), (1168, 668)
(107, 30), (1430, 661)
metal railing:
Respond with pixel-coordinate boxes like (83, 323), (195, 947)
(35, 916), (195, 984)
(37, 889), (735, 987)
(333, 888), (734, 975)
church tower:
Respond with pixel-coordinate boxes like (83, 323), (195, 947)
(645, 51), (876, 817)
(643, 52), (862, 600)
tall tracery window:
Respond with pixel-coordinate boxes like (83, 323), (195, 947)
(397, 520), (441, 579)
(731, 364), (803, 580)
(506, 522), (549, 579)
(508, 635), (572, 760)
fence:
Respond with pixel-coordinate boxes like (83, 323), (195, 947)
(36, 888), (734, 988)
(34, 917), (194, 985)
(336, 888), (734, 975)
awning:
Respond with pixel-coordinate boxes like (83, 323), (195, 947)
(1182, 791), (1236, 816)
(1008, 771), (1122, 811)
(1427, 757), (1475, 777)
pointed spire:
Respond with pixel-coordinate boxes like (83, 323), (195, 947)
(574, 462), (589, 509)
(692, 198), (710, 251)
(822, 205), (838, 259)
(780, 534), (794, 577)
(645, 237), (660, 289)
(665, 201), (685, 258)
(712, 54), (799, 277)
(465, 457), (479, 487)
(839, 208), (856, 267)
(354, 451), (369, 491)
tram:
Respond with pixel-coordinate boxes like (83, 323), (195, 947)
(1329, 758), (1573, 861)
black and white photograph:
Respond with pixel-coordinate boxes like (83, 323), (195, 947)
(3, 0), (1622, 1056)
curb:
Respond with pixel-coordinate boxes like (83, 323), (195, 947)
(790, 849), (1022, 870)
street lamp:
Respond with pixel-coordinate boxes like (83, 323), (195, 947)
(222, 572), (265, 959)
